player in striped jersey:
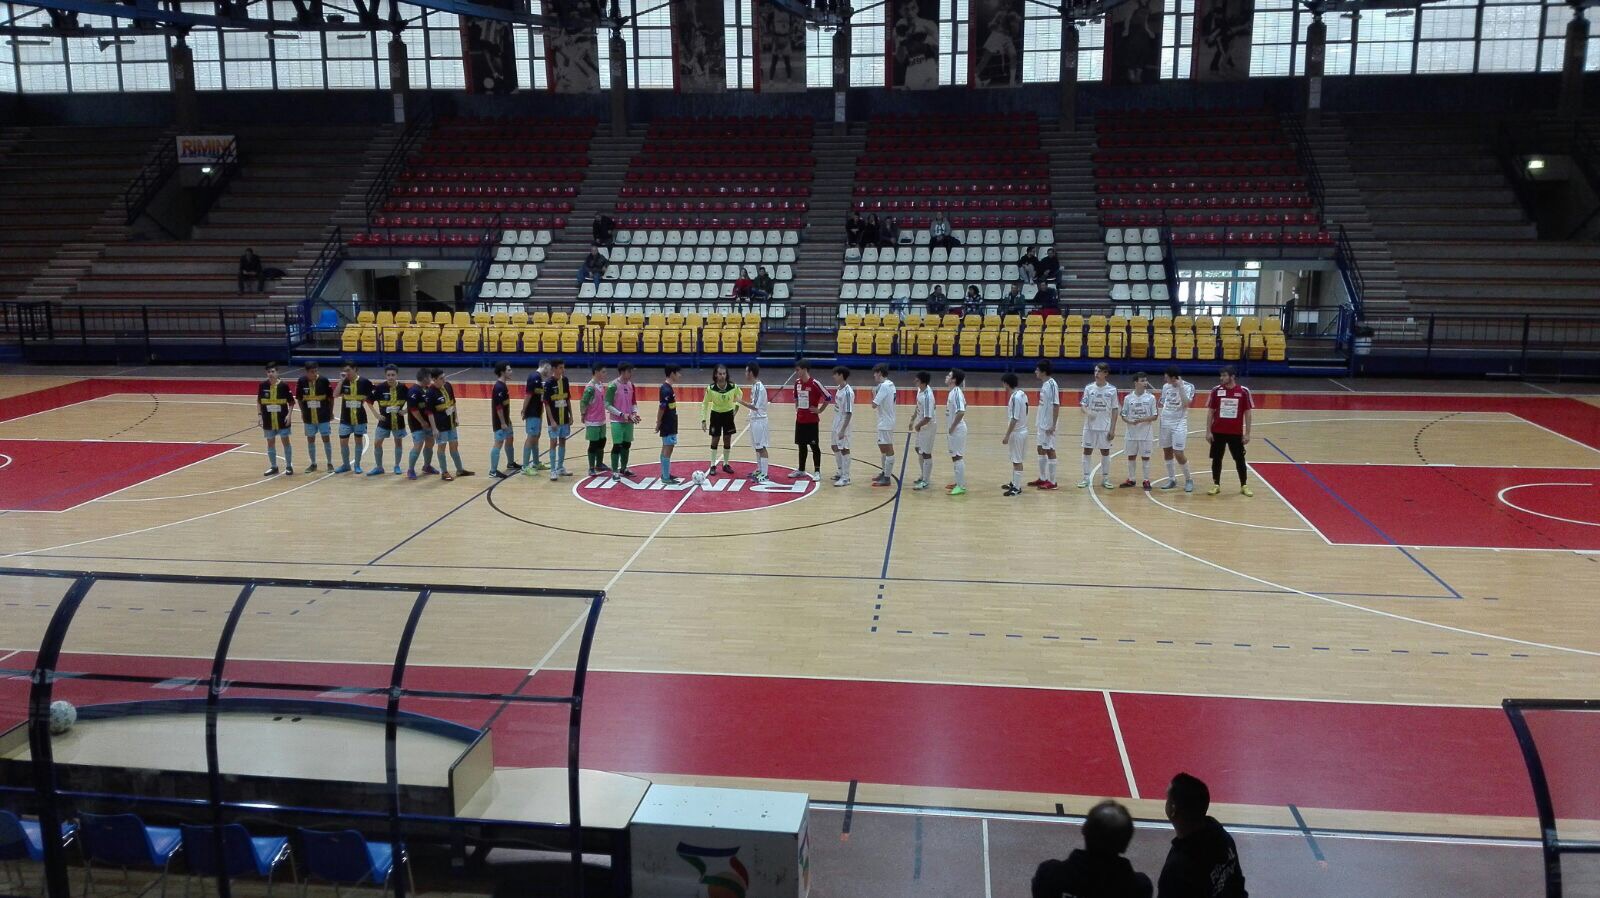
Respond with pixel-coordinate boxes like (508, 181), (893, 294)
(910, 371), (936, 490)
(367, 365), (407, 476)
(740, 362), (772, 483)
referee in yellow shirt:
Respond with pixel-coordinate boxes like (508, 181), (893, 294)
(700, 363), (743, 477)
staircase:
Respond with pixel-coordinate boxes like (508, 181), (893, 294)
(788, 123), (864, 356)
(1300, 114), (1408, 320)
(524, 129), (643, 306)
(1041, 118), (1112, 307)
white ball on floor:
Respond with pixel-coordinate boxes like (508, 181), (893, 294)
(692, 470), (708, 485)
(48, 700), (77, 735)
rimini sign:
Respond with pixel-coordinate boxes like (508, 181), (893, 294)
(571, 462), (817, 515)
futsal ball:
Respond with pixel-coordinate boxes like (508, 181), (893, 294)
(48, 700), (77, 735)
(692, 470), (708, 485)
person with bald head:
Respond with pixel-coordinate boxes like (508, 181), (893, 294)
(1031, 799), (1153, 898)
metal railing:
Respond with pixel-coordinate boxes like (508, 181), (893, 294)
(1333, 224), (1365, 320)
(1502, 699), (1600, 898)
(363, 110), (434, 225)
(1283, 115), (1326, 218)
(303, 225), (346, 302)
(1355, 310), (1600, 376)
(123, 136), (178, 226)
(0, 301), (305, 363)
(190, 139), (241, 224)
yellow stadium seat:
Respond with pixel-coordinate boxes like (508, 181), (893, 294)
(881, 313), (900, 331)
(1106, 330), (1125, 359)
(873, 330), (895, 354)
(461, 327), (482, 352)
(399, 328), (420, 353)
(663, 330), (682, 354)
(740, 330), (758, 353)
(438, 327), (459, 353)
(1265, 332), (1286, 361)
(936, 331), (956, 356)
(415, 311), (434, 326)
(977, 332), (998, 357)
(1196, 333), (1216, 361)
(916, 330), (936, 355)
(1061, 323), (1083, 358)
(620, 329), (641, 353)
(531, 311), (550, 326)
(601, 329), (621, 353)
(551, 312), (569, 326)
(1221, 335), (1243, 361)
(340, 326), (361, 352)
(855, 331), (875, 354)
(510, 311), (528, 327)
(1153, 334), (1173, 360)
(570, 312), (589, 328)
(560, 328), (580, 353)
(473, 312), (491, 326)
(642, 329), (662, 353)
(957, 331), (978, 357)
(452, 311), (471, 328)
(1086, 332), (1107, 357)
(356, 310), (376, 325)
(1024, 314), (1044, 332)
(1174, 333), (1195, 360)
(1021, 331), (1042, 357)
(358, 327), (377, 353)
(374, 310), (394, 328)
(394, 311), (414, 327)
(381, 328), (401, 352)
(941, 314), (961, 329)
(492, 312), (511, 327)
(838, 329), (858, 355)
(863, 313), (882, 329)
(419, 327), (440, 352)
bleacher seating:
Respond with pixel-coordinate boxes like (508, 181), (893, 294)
(838, 114), (1056, 318)
(832, 310), (1285, 362)
(353, 117), (597, 249)
(337, 307), (763, 357)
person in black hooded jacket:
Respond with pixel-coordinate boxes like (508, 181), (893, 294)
(1158, 773), (1247, 898)
(1033, 800), (1153, 898)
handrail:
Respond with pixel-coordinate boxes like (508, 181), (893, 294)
(1282, 116), (1326, 219)
(1562, 122), (1600, 238)
(302, 225), (346, 307)
(1159, 223), (1181, 315)
(1333, 224), (1365, 320)
(364, 110), (434, 225)
(190, 139), (242, 224)
(123, 136), (179, 225)
(1493, 121), (1544, 223)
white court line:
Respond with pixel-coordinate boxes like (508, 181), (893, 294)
(981, 819), (993, 898)
(0, 453), (9, 472)
(1244, 466), (1336, 546)
(1, 473), (334, 560)
(1143, 488), (1314, 533)
(1085, 473), (1600, 657)
(100, 474), (278, 503)
(0, 649), (20, 666)
(1497, 483), (1600, 529)
(87, 445), (250, 505)
(1523, 382), (1559, 395)
(1327, 378), (1356, 392)
(1102, 690), (1140, 800)
(91, 398), (254, 406)
(1516, 417), (1600, 457)
(0, 398), (96, 426)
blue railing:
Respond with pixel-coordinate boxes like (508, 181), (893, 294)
(1333, 224), (1365, 319)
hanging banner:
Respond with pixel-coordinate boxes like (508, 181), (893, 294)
(755, 2), (808, 92)
(1106, 0), (1163, 85)
(1192, 0), (1253, 81)
(969, 0), (1024, 87)
(546, 24), (601, 93)
(672, 0), (727, 91)
(462, 2), (518, 94)
(887, 0), (939, 89)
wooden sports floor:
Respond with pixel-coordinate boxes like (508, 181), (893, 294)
(2, 366), (1598, 896)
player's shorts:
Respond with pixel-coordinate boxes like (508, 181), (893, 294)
(436, 428), (458, 444)
(1082, 428), (1112, 451)
(611, 422), (635, 443)
(585, 424), (606, 443)
(304, 421), (331, 437)
(749, 418), (771, 451)
(262, 427), (291, 439)
(831, 427), (852, 451)
(660, 433), (677, 447)
(947, 425), (968, 458)
(548, 424), (571, 440)
(1159, 422), (1188, 451)
(493, 427), (512, 441)
(376, 426), (401, 440)
(795, 421), (819, 446)
(1008, 431), (1029, 465)
(876, 427), (894, 446)
(410, 429), (431, 444)
(339, 422), (367, 438)
(914, 426), (936, 456)
(1035, 428), (1057, 451)
(709, 410), (736, 438)
(1125, 437), (1154, 458)
(523, 417), (543, 436)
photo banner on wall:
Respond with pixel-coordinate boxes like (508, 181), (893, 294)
(1192, 0), (1253, 81)
(968, 0), (1024, 87)
(887, 0), (940, 89)
(673, 0), (727, 91)
(462, 1), (519, 93)
(546, 24), (601, 92)
(1106, 0), (1164, 85)
(755, 2), (808, 92)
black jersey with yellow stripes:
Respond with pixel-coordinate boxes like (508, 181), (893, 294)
(257, 381), (294, 431)
(372, 383), (409, 432)
(338, 376), (373, 426)
(295, 375), (333, 425)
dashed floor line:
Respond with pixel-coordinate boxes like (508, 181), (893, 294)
(879, 628), (1534, 659)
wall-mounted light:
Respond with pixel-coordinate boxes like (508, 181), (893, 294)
(1526, 157), (1547, 173)
(1384, 8), (1414, 17)
(200, 165), (214, 175)
(406, 260), (423, 271)
(265, 31), (301, 40)
(6, 38), (51, 46)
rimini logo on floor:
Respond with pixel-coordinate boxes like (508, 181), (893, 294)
(572, 462), (817, 515)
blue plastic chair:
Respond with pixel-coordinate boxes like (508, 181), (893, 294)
(178, 825), (293, 898)
(79, 813), (183, 898)
(294, 830), (408, 898)
(0, 810), (78, 891)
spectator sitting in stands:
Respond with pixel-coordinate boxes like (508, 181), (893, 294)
(752, 267), (774, 299)
(1159, 773), (1248, 898)
(1035, 248), (1062, 287)
(1018, 246), (1040, 277)
(1001, 281), (1027, 317)
(238, 248), (265, 294)
(592, 213), (616, 248)
(576, 246), (608, 287)
(1036, 283), (1060, 314)
(879, 215), (901, 247)
(961, 285), (984, 317)
(847, 212), (867, 250)
(1032, 799), (1153, 898)
(732, 268), (755, 299)
(925, 285), (949, 316)
(864, 214), (882, 249)
(930, 212), (960, 249)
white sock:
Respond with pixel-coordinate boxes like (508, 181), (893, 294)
(1141, 458), (1150, 481)
(1181, 461), (1191, 480)
(1127, 459), (1137, 480)
(1011, 470), (1022, 489)
(1082, 455), (1092, 477)
(882, 453), (894, 477)
(758, 456), (768, 477)
(1102, 455), (1113, 481)
(921, 456), (932, 482)
(1048, 458), (1058, 482)
(1166, 459), (1177, 482)
(842, 455), (851, 478)
(954, 459), (966, 487)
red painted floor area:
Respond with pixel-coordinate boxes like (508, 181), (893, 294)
(0, 655), (1550, 820)
(0, 439), (240, 512)
(1253, 463), (1600, 551)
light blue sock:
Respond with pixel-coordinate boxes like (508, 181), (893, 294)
(408, 446), (421, 472)
(450, 446), (464, 472)
(341, 441), (351, 467)
(490, 445), (501, 472)
(283, 442), (294, 467)
(423, 447), (434, 468)
(354, 436), (365, 468)
(660, 456), (671, 480)
(267, 444), (277, 468)
(307, 441), (317, 466)
(393, 443), (403, 468)
(323, 438), (333, 465)
(558, 442), (567, 469)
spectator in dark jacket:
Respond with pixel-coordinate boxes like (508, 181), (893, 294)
(1036, 283), (1060, 314)
(846, 212), (866, 250)
(1001, 281), (1027, 317)
(961, 285), (984, 317)
(1035, 247), (1062, 287)
(929, 211), (960, 249)
(1032, 800), (1153, 898)
(1158, 774), (1247, 898)
(576, 246), (608, 287)
(1018, 246), (1040, 276)
(238, 248), (265, 293)
(879, 215), (900, 247)
(592, 214), (616, 248)
(752, 267), (774, 299)
(925, 285), (949, 316)
(863, 214), (882, 249)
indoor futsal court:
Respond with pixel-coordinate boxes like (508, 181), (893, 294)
(1, 366), (1598, 897)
